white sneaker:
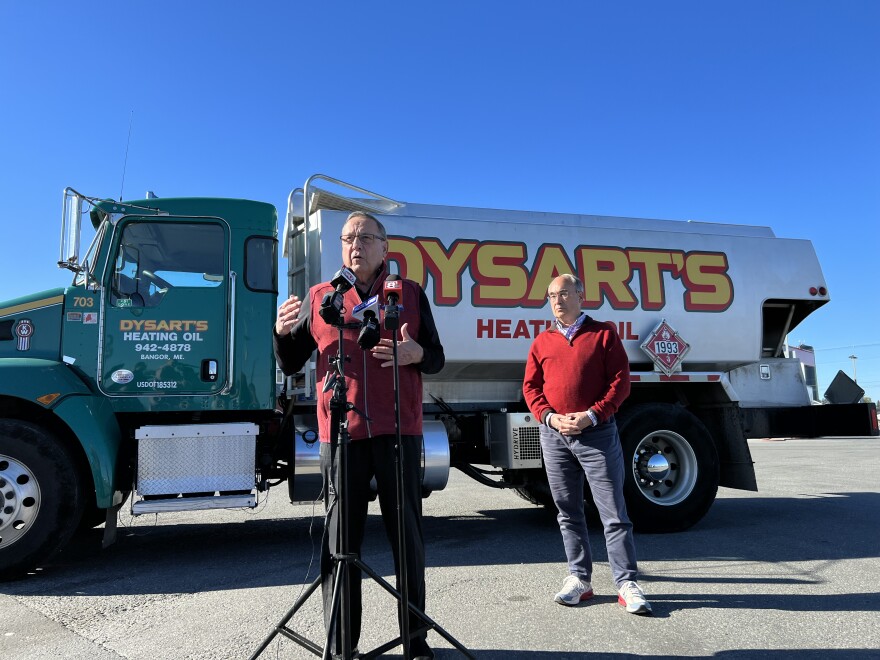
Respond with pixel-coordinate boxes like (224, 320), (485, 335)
(617, 580), (652, 615)
(554, 575), (594, 606)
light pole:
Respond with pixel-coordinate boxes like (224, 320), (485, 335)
(848, 354), (858, 383)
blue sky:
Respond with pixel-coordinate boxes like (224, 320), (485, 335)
(1, 1), (878, 403)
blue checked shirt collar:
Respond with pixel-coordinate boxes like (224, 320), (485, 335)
(555, 312), (586, 341)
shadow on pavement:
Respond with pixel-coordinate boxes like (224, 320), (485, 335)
(431, 651), (880, 659)
(1, 491), (877, 605)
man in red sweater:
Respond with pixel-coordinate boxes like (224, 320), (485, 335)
(523, 274), (652, 615)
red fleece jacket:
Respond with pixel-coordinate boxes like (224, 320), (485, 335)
(523, 318), (630, 424)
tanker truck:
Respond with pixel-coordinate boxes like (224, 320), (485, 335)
(0, 175), (876, 579)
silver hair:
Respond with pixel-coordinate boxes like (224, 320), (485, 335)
(550, 273), (585, 295)
(345, 211), (387, 240)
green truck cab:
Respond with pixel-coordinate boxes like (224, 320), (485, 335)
(0, 191), (281, 578)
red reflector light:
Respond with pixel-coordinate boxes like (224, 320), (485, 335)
(818, 286), (827, 295)
(809, 287), (818, 295)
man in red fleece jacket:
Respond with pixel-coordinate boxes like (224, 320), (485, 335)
(523, 273), (652, 615)
(274, 211), (444, 659)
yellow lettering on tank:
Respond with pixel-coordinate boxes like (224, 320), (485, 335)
(682, 252), (733, 311)
(387, 238), (426, 285)
(524, 244), (577, 306)
(472, 243), (528, 305)
(627, 249), (681, 311)
(576, 246), (637, 309)
(421, 239), (477, 305)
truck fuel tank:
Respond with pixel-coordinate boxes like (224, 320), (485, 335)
(289, 419), (451, 502)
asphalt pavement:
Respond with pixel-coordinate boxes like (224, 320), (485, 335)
(2, 437), (879, 659)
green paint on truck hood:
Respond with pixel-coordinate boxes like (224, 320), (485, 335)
(0, 288), (65, 361)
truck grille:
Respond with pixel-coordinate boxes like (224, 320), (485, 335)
(488, 412), (543, 469)
(512, 425), (542, 462)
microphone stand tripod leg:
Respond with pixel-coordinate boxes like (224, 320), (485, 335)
(390, 334), (412, 660)
(323, 559), (346, 660)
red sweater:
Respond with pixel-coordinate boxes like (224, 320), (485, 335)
(523, 318), (630, 425)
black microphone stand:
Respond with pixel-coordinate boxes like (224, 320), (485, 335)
(382, 295), (474, 660)
(250, 318), (364, 660)
(384, 302), (410, 659)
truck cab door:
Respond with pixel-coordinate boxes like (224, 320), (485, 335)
(100, 217), (231, 399)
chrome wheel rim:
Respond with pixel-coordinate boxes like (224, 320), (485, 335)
(631, 431), (698, 506)
(0, 454), (41, 549)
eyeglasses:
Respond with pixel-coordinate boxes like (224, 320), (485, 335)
(340, 233), (385, 246)
(547, 290), (572, 301)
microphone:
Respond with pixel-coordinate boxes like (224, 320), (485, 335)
(383, 275), (403, 330)
(352, 295), (380, 322)
(352, 295), (381, 350)
(330, 266), (357, 293)
(319, 266), (357, 326)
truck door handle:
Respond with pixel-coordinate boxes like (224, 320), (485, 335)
(201, 359), (218, 382)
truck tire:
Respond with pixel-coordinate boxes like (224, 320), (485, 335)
(78, 501), (108, 530)
(515, 480), (601, 526)
(514, 481), (554, 507)
(617, 403), (719, 533)
(0, 420), (85, 580)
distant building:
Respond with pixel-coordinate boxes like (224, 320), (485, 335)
(787, 344), (818, 402)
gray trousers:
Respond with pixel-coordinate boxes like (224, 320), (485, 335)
(540, 419), (638, 586)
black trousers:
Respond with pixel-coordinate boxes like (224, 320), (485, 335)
(320, 434), (426, 654)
